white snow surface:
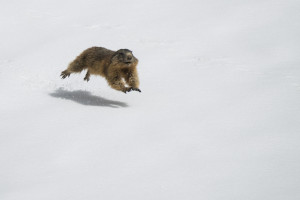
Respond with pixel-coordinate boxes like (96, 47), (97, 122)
(1, 0), (300, 199)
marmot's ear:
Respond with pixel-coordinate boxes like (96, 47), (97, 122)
(110, 52), (120, 64)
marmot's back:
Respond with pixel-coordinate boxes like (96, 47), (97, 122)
(79, 47), (115, 64)
(65, 47), (115, 76)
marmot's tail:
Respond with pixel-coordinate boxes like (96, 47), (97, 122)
(67, 58), (85, 73)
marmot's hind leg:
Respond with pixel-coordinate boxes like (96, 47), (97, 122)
(61, 60), (85, 79)
(84, 70), (90, 82)
(61, 70), (71, 79)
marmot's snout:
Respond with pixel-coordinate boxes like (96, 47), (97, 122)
(127, 55), (132, 61)
(124, 55), (133, 64)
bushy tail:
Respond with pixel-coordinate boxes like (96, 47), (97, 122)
(60, 58), (85, 79)
(67, 59), (85, 72)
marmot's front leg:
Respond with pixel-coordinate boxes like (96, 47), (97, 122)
(125, 71), (141, 92)
(106, 75), (131, 93)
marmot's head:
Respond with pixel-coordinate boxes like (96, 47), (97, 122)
(111, 49), (137, 66)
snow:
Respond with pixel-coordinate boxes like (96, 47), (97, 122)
(1, 0), (300, 199)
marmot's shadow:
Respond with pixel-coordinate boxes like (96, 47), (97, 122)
(49, 88), (128, 108)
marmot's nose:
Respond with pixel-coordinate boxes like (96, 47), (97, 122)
(127, 56), (132, 60)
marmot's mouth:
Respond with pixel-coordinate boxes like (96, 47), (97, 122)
(124, 61), (132, 64)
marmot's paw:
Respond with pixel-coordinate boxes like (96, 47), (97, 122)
(122, 88), (130, 93)
(130, 87), (141, 92)
(122, 87), (141, 93)
(84, 77), (90, 82)
(61, 72), (70, 79)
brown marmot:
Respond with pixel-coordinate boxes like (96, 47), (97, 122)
(61, 47), (141, 93)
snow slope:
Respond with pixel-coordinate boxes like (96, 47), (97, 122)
(1, 0), (300, 199)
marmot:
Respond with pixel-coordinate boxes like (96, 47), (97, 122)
(61, 47), (141, 93)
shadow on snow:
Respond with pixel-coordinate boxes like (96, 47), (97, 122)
(49, 88), (128, 108)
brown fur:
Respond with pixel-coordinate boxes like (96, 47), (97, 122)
(61, 47), (140, 93)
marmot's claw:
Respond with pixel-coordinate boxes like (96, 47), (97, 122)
(61, 72), (70, 79)
(123, 87), (139, 93)
(127, 87), (134, 93)
(131, 88), (141, 92)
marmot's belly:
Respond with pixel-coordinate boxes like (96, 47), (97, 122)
(88, 61), (107, 76)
